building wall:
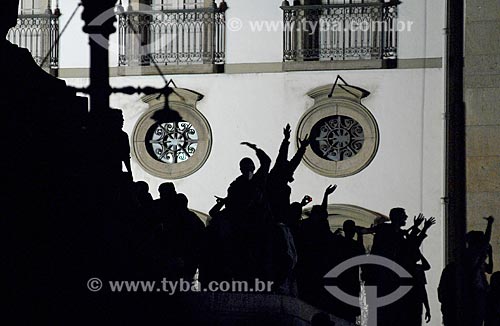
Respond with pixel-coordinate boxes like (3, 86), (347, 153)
(464, 0), (500, 272)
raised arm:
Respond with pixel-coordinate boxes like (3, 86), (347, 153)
(321, 184), (337, 210)
(289, 134), (310, 174)
(208, 196), (226, 220)
(484, 216), (494, 243)
(414, 217), (436, 247)
(273, 124), (291, 170)
(241, 142), (271, 175)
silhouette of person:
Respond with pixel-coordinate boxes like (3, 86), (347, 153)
(174, 193), (206, 281)
(226, 142), (271, 220)
(485, 271), (500, 326)
(410, 251), (432, 325)
(368, 209), (435, 325)
(151, 182), (178, 228)
(296, 185), (337, 309)
(199, 195), (236, 285)
(464, 216), (495, 326)
(329, 219), (366, 322)
(134, 180), (154, 209)
(223, 142), (273, 282)
(438, 261), (458, 326)
(267, 124), (310, 221)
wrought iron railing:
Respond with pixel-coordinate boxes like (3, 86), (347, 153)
(118, 6), (226, 66)
(281, 0), (400, 62)
(7, 11), (61, 69)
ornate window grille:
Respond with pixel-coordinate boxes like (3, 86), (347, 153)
(281, 0), (400, 62)
(152, 0), (204, 10)
(147, 121), (199, 164)
(118, 1), (227, 66)
(8, 1), (61, 70)
(311, 115), (365, 162)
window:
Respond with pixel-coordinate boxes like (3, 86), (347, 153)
(281, 0), (399, 63)
(118, 0), (226, 67)
(297, 83), (379, 177)
(310, 115), (365, 161)
(132, 88), (212, 179)
(8, 0), (60, 70)
(147, 121), (200, 164)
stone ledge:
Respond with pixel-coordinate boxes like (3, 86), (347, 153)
(283, 59), (395, 72)
(57, 58), (443, 78)
(117, 63), (224, 76)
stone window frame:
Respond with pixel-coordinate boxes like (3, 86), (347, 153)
(297, 84), (379, 177)
(132, 88), (212, 179)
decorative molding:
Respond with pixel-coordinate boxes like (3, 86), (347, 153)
(57, 58), (443, 78)
(297, 84), (379, 177)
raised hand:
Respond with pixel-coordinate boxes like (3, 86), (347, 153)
(301, 195), (313, 207)
(283, 123), (291, 141)
(325, 184), (337, 196)
(413, 213), (425, 227)
(299, 134), (310, 148)
(424, 217), (436, 229)
(484, 216), (495, 224)
(241, 142), (258, 150)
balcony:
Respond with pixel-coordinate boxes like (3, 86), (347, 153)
(7, 9), (61, 73)
(281, 0), (400, 71)
(117, 3), (226, 74)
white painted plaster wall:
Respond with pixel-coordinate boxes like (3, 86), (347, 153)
(65, 68), (445, 325)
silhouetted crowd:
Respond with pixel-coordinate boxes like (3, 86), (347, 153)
(1, 1), (499, 325)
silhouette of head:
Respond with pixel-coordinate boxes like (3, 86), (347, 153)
(310, 205), (328, 220)
(465, 230), (486, 248)
(343, 220), (356, 239)
(176, 193), (188, 210)
(108, 108), (124, 129)
(1, 0), (19, 38)
(389, 207), (408, 227)
(158, 182), (176, 199)
(239, 157), (255, 180)
(135, 181), (149, 193)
